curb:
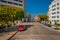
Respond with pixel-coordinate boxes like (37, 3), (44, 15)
(40, 23), (60, 33)
(7, 31), (18, 40)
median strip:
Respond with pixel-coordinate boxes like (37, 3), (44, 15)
(7, 31), (18, 40)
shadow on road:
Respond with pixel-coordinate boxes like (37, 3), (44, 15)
(0, 26), (19, 33)
(0, 25), (33, 36)
(25, 25), (33, 30)
(0, 25), (33, 33)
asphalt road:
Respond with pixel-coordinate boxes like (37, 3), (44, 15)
(10, 22), (60, 40)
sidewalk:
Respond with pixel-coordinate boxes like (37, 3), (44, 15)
(0, 31), (17, 40)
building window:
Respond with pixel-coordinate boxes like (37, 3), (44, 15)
(52, 16), (56, 18)
(19, 4), (23, 6)
(14, 3), (18, 5)
(14, 0), (23, 2)
(19, 0), (23, 2)
(57, 3), (59, 5)
(57, 20), (59, 22)
(54, 20), (56, 22)
(8, 1), (13, 4)
(0, 0), (7, 3)
(14, 0), (19, 1)
(52, 4), (56, 7)
(52, 8), (56, 11)
(57, 16), (59, 18)
(52, 12), (56, 14)
(57, 11), (59, 14)
(57, 7), (59, 10)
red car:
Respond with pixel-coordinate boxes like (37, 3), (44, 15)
(18, 25), (25, 31)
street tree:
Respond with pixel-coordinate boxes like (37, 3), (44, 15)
(0, 6), (24, 28)
(38, 14), (48, 21)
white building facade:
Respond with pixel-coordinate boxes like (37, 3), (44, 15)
(0, 0), (25, 8)
(48, 0), (60, 24)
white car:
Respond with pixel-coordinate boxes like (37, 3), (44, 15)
(51, 25), (57, 29)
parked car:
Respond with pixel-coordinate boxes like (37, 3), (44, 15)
(43, 22), (51, 27)
(51, 25), (58, 30)
(18, 25), (25, 31)
(46, 23), (51, 27)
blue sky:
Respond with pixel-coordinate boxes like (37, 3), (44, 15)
(26, 0), (53, 17)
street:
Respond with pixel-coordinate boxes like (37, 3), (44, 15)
(10, 22), (60, 40)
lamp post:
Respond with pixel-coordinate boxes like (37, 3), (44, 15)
(24, 0), (26, 22)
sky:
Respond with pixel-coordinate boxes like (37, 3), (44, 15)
(26, 0), (53, 17)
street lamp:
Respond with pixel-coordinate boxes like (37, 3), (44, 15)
(24, 0), (26, 22)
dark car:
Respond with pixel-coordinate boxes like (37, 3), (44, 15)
(18, 25), (25, 31)
(46, 24), (51, 27)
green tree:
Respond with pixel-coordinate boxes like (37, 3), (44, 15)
(38, 15), (48, 18)
(15, 11), (24, 20)
(38, 14), (48, 21)
(0, 6), (24, 28)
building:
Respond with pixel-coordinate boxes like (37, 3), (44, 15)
(35, 15), (48, 22)
(0, 0), (25, 8)
(48, 0), (60, 24)
(34, 16), (40, 22)
(0, 0), (26, 21)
